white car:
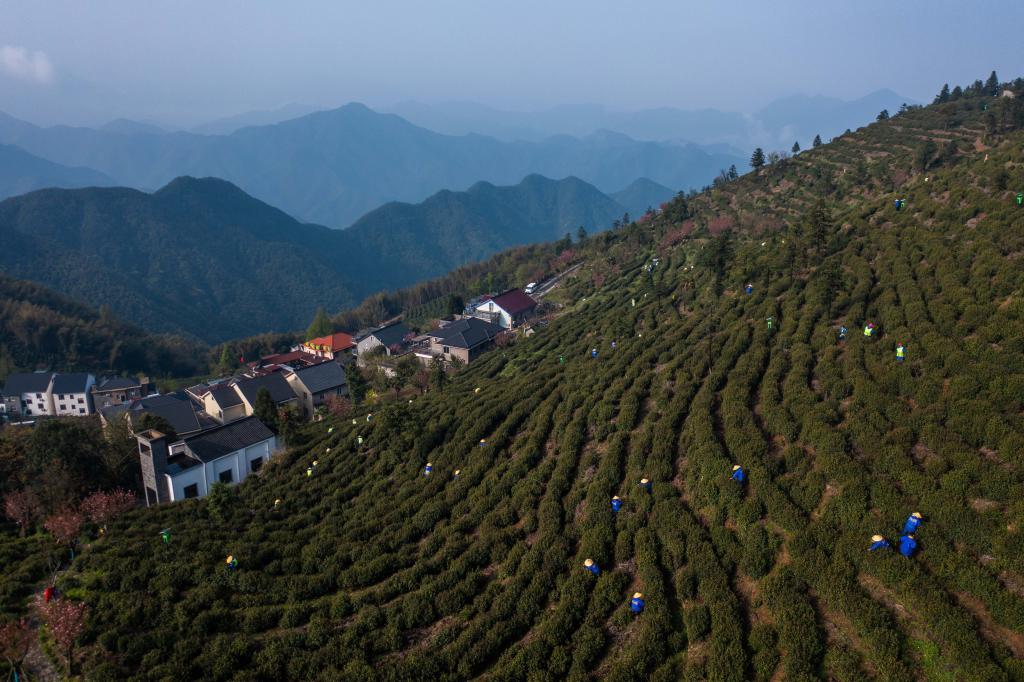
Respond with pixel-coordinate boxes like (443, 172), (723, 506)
(524, 283), (537, 294)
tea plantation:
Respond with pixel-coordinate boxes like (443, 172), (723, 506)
(6, 82), (1024, 680)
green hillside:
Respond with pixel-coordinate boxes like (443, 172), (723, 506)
(0, 275), (205, 381)
(6, 80), (1024, 681)
(0, 174), (624, 342)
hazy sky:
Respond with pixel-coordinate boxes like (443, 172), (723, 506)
(2, 0), (1022, 126)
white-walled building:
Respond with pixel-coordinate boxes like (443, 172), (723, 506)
(1, 372), (96, 419)
(51, 373), (96, 416)
(471, 289), (537, 329)
(137, 416), (277, 506)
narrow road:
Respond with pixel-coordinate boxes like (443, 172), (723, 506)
(532, 262), (583, 299)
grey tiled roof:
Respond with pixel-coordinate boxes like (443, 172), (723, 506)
(185, 416), (274, 463)
(293, 361), (346, 394)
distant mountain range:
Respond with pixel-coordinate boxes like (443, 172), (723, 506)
(0, 174), (664, 342)
(0, 144), (114, 199)
(0, 104), (737, 227)
(385, 89), (916, 150)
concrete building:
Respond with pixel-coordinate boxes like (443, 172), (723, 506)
(472, 289), (537, 329)
(423, 317), (504, 365)
(1, 371), (96, 418)
(92, 376), (153, 410)
(284, 361), (348, 417)
(137, 417), (277, 505)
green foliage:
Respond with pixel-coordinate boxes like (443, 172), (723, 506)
(305, 307), (333, 340)
(1, 74), (1022, 681)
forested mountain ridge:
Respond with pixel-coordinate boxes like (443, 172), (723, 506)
(8, 79), (1024, 680)
(0, 174), (631, 342)
(0, 275), (205, 381)
(0, 103), (740, 226)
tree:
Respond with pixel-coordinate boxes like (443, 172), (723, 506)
(137, 413), (177, 442)
(37, 597), (87, 676)
(80, 489), (135, 532)
(750, 148), (766, 169)
(44, 509), (83, 560)
(727, 164), (739, 180)
(951, 85), (963, 100)
(621, 212), (631, 226)
(393, 355), (420, 398)
(445, 293), (465, 315)
(986, 70), (1000, 96)
(324, 394), (352, 417)
(101, 416), (140, 488)
(429, 356), (447, 391)
(791, 141), (800, 154)
(4, 489), (42, 537)
(206, 482), (236, 523)
(0, 618), (33, 680)
(412, 367), (431, 395)
(813, 134), (823, 147)
(806, 201), (833, 257)
(876, 110), (889, 121)
(915, 139), (938, 171)
(277, 405), (303, 444)
(935, 83), (951, 104)
(253, 387), (278, 429)
(218, 344), (235, 374)
(344, 362), (368, 405)
(306, 307), (333, 341)
(576, 225), (587, 242)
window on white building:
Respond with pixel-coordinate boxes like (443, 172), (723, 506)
(184, 484), (199, 499)
(219, 469), (234, 484)
(251, 457), (263, 472)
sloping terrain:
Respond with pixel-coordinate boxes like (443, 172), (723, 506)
(0, 143), (113, 200)
(0, 275), (205, 380)
(0, 174), (624, 342)
(8, 84), (1024, 681)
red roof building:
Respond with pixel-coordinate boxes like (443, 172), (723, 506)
(300, 332), (356, 360)
(472, 288), (538, 328)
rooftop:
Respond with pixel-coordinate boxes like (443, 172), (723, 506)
(94, 376), (141, 391)
(428, 317), (504, 350)
(52, 373), (93, 394)
(184, 416), (275, 463)
(234, 373), (296, 406)
(304, 332), (355, 353)
(1, 372), (54, 396)
(480, 288), (537, 316)
(361, 321), (412, 349)
(291, 360), (347, 394)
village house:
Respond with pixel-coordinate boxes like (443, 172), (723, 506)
(232, 373), (300, 415)
(137, 416), (277, 505)
(91, 376), (153, 410)
(1, 371), (97, 419)
(471, 288), (538, 329)
(51, 373), (96, 416)
(423, 317), (505, 365)
(284, 361), (348, 417)
(101, 392), (210, 437)
(356, 321), (412, 359)
(1, 372), (55, 419)
(298, 332), (356, 361)
(201, 384), (247, 424)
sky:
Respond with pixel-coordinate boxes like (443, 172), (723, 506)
(2, 0), (1023, 127)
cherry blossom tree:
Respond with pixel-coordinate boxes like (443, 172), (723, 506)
(0, 618), (34, 680)
(80, 489), (136, 532)
(44, 509), (84, 560)
(37, 597), (87, 675)
(4, 490), (42, 537)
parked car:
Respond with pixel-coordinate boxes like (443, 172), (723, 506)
(524, 282), (537, 294)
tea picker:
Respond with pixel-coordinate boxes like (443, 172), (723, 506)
(868, 534), (891, 551)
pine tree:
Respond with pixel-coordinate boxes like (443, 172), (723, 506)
(986, 70), (1000, 96)
(218, 345), (234, 373)
(750, 147), (766, 169)
(576, 225), (587, 242)
(727, 164), (738, 180)
(813, 134), (823, 147)
(951, 85), (963, 100)
(876, 110), (889, 121)
(344, 362), (368, 404)
(306, 307), (333, 340)
(254, 387), (278, 429)
(791, 141), (800, 154)
(935, 83), (951, 104)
